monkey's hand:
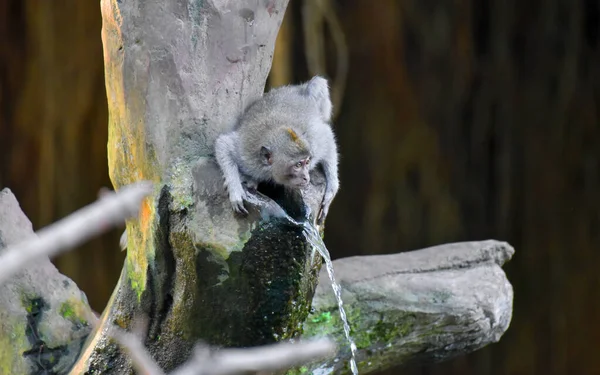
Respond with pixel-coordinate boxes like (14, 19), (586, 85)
(227, 182), (249, 215)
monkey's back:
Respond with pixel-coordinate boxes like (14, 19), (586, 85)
(239, 85), (327, 146)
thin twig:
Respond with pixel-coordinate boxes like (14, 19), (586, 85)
(0, 181), (153, 285)
(105, 315), (335, 375)
(171, 339), (337, 375)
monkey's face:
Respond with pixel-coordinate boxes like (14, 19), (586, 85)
(272, 156), (311, 189)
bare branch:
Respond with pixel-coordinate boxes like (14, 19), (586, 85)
(171, 339), (337, 375)
(105, 315), (335, 375)
(0, 181), (153, 285)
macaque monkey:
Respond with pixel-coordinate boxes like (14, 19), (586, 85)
(214, 76), (339, 224)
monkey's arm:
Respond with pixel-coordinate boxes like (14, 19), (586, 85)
(316, 127), (339, 224)
(214, 132), (249, 214)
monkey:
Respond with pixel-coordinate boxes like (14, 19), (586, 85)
(214, 76), (339, 224)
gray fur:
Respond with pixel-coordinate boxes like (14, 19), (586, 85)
(214, 76), (339, 223)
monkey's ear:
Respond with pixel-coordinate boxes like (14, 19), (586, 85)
(260, 146), (273, 165)
(305, 76), (333, 122)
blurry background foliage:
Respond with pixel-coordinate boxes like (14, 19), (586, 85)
(1, 1), (600, 374)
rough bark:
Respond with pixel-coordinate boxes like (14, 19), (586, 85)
(301, 240), (514, 374)
(0, 189), (93, 374)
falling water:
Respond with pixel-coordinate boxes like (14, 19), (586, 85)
(244, 192), (359, 374)
(301, 222), (359, 375)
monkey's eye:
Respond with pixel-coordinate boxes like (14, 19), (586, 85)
(295, 161), (303, 169)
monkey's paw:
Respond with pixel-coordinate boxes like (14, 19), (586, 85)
(228, 188), (249, 215)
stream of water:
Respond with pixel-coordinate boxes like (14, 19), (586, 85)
(245, 193), (359, 374)
(301, 222), (359, 375)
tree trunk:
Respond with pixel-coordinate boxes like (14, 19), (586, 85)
(67, 1), (334, 373)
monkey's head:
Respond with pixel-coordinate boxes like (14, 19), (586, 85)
(261, 128), (312, 189)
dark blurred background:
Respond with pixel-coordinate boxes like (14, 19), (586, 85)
(1, 1), (599, 374)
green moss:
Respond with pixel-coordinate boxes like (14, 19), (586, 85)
(59, 300), (88, 327)
(299, 304), (423, 374)
(60, 302), (75, 319)
(355, 312), (416, 351)
(353, 330), (372, 350)
(286, 365), (311, 375)
(304, 305), (361, 342)
(0, 319), (29, 374)
(372, 319), (403, 343)
(126, 262), (147, 303)
(304, 303), (418, 354)
(311, 311), (332, 324)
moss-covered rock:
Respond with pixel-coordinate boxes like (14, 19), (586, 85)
(296, 240), (514, 375)
(0, 188), (93, 375)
